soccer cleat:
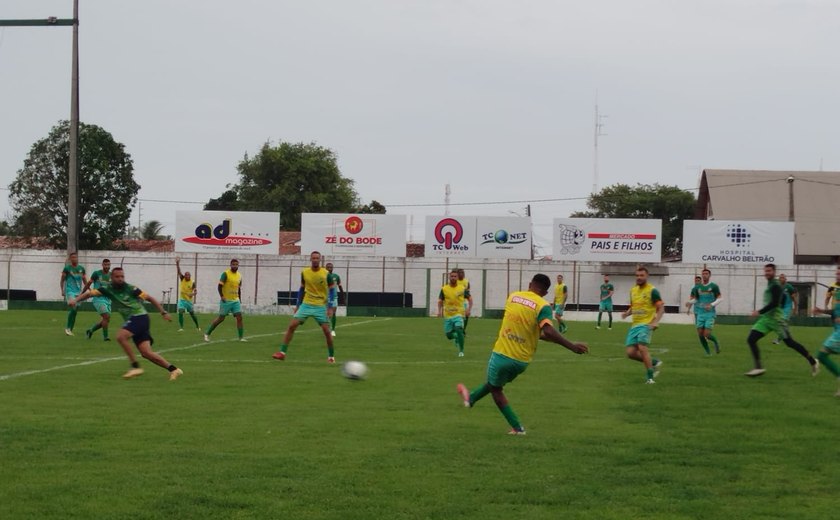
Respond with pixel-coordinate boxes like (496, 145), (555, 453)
(715, 345), (721, 354)
(645, 379), (656, 384)
(456, 383), (471, 407)
(772, 339), (781, 345)
(85, 329), (93, 340)
(331, 330), (336, 337)
(122, 368), (144, 379)
(652, 360), (663, 378)
(811, 359), (820, 377)
(64, 328), (74, 336)
(327, 356), (336, 364)
(196, 327), (201, 331)
(458, 352), (464, 357)
(103, 338), (111, 342)
(508, 427), (527, 435)
(608, 327), (612, 330)
(744, 368), (767, 377)
(203, 334), (210, 342)
(595, 326), (601, 330)
(168, 368), (184, 381)
(239, 338), (248, 342)
(177, 328), (184, 332)
(272, 351), (286, 360)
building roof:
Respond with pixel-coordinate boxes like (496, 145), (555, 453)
(696, 169), (840, 259)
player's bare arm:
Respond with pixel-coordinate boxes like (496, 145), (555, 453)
(539, 323), (588, 354)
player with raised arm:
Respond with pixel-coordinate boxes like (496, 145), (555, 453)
(60, 252), (87, 336)
(685, 268), (722, 355)
(176, 257), (200, 332)
(744, 264), (818, 377)
(553, 274), (569, 333)
(456, 274), (588, 435)
(82, 258), (112, 341)
(204, 259), (245, 342)
(438, 269), (472, 357)
(69, 267), (182, 381)
(326, 262), (343, 337)
(813, 266), (840, 396)
(621, 266), (665, 384)
(596, 274), (614, 330)
(273, 251), (335, 362)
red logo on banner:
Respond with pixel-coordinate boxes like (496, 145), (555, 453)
(434, 218), (463, 249)
(345, 216), (364, 235)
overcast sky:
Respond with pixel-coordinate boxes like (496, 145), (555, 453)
(2, 0), (839, 252)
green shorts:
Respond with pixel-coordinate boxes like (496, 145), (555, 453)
(695, 313), (716, 330)
(553, 304), (565, 317)
(177, 299), (194, 313)
(294, 302), (329, 325)
(65, 292), (79, 305)
(625, 324), (653, 346)
(92, 297), (111, 315)
(823, 329), (840, 354)
(486, 352), (529, 388)
(443, 315), (464, 334)
(599, 301), (613, 312)
(219, 300), (242, 316)
(752, 315), (788, 338)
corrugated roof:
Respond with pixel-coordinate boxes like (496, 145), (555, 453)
(699, 169), (840, 256)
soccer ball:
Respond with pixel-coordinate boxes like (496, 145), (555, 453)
(341, 360), (369, 380)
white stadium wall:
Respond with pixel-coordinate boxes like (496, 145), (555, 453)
(0, 248), (836, 317)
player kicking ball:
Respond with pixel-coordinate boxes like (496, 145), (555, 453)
(456, 274), (588, 435)
(69, 267), (183, 381)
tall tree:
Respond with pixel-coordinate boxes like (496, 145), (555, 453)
(9, 121), (139, 249)
(206, 141), (358, 229)
(354, 200), (386, 214)
(571, 183), (695, 256)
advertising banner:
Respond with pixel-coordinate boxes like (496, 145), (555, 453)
(300, 213), (407, 257)
(475, 216), (532, 259)
(425, 216), (478, 257)
(553, 218), (662, 262)
(175, 211), (279, 254)
(682, 220), (795, 265)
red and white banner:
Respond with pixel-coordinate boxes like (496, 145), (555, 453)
(682, 220), (794, 265)
(301, 213), (407, 257)
(425, 216), (478, 257)
(552, 218), (662, 262)
(175, 210), (279, 254)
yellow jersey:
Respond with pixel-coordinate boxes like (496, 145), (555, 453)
(554, 283), (567, 306)
(219, 269), (242, 301)
(458, 277), (470, 291)
(493, 290), (554, 363)
(439, 284), (469, 318)
(629, 283), (663, 325)
(179, 278), (195, 301)
(301, 267), (328, 306)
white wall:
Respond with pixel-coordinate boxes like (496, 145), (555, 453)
(0, 248), (835, 317)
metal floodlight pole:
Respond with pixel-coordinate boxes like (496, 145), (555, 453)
(0, 2), (80, 254)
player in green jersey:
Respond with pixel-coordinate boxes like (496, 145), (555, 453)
(325, 262), (343, 336)
(772, 273), (798, 344)
(596, 274), (614, 330)
(685, 268), (722, 355)
(812, 266), (840, 396)
(82, 258), (112, 341)
(69, 267), (183, 381)
(745, 264), (818, 377)
(60, 252), (87, 336)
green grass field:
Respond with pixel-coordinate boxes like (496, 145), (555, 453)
(2, 310), (839, 519)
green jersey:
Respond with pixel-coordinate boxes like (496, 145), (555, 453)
(690, 282), (721, 315)
(327, 272), (341, 288)
(599, 283), (614, 303)
(760, 278), (784, 322)
(62, 264), (86, 294)
(781, 283), (796, 310)
(92, 283), (148, 320)
(90, 269), (111, 290)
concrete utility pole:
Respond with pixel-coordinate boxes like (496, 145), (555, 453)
(0, 1), (80, 253)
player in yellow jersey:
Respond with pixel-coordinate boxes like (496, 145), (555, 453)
(456, 268), (472, 333)
(175, 257), (200, 332)
(273, 251), (335, 363)
(621, 266), (665, 384)
(456, 274), (588, 435)
(438, 270), (473, 357)
(204, 259), (245, 342)
(553, 274), (569, 333)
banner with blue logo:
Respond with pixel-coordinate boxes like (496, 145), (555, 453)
(682, 220), (795, 265)
(424, 216), (532, 259)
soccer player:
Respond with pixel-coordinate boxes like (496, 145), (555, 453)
(273, 251), (334, 362)
(455, 274), (588, 435)
(596, 274), (614, 330)
(69, 267), (183, 381)
(204, 259), (245, 342)
(326, 262), (344, 337)
(82, 258), (112, 341)
(685, 268), (722, 355)
(621, 266), (665, 384)
(773, 274), (798, 344)
(553, 274), (568, 333)
(60, 252), (87, 336)
(438, 269), (472, 357)
(457, 268), (471, 332)
(744, 263), (819, 377)
(812, 266), (840, 396)
(176, 257), (200, 332)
